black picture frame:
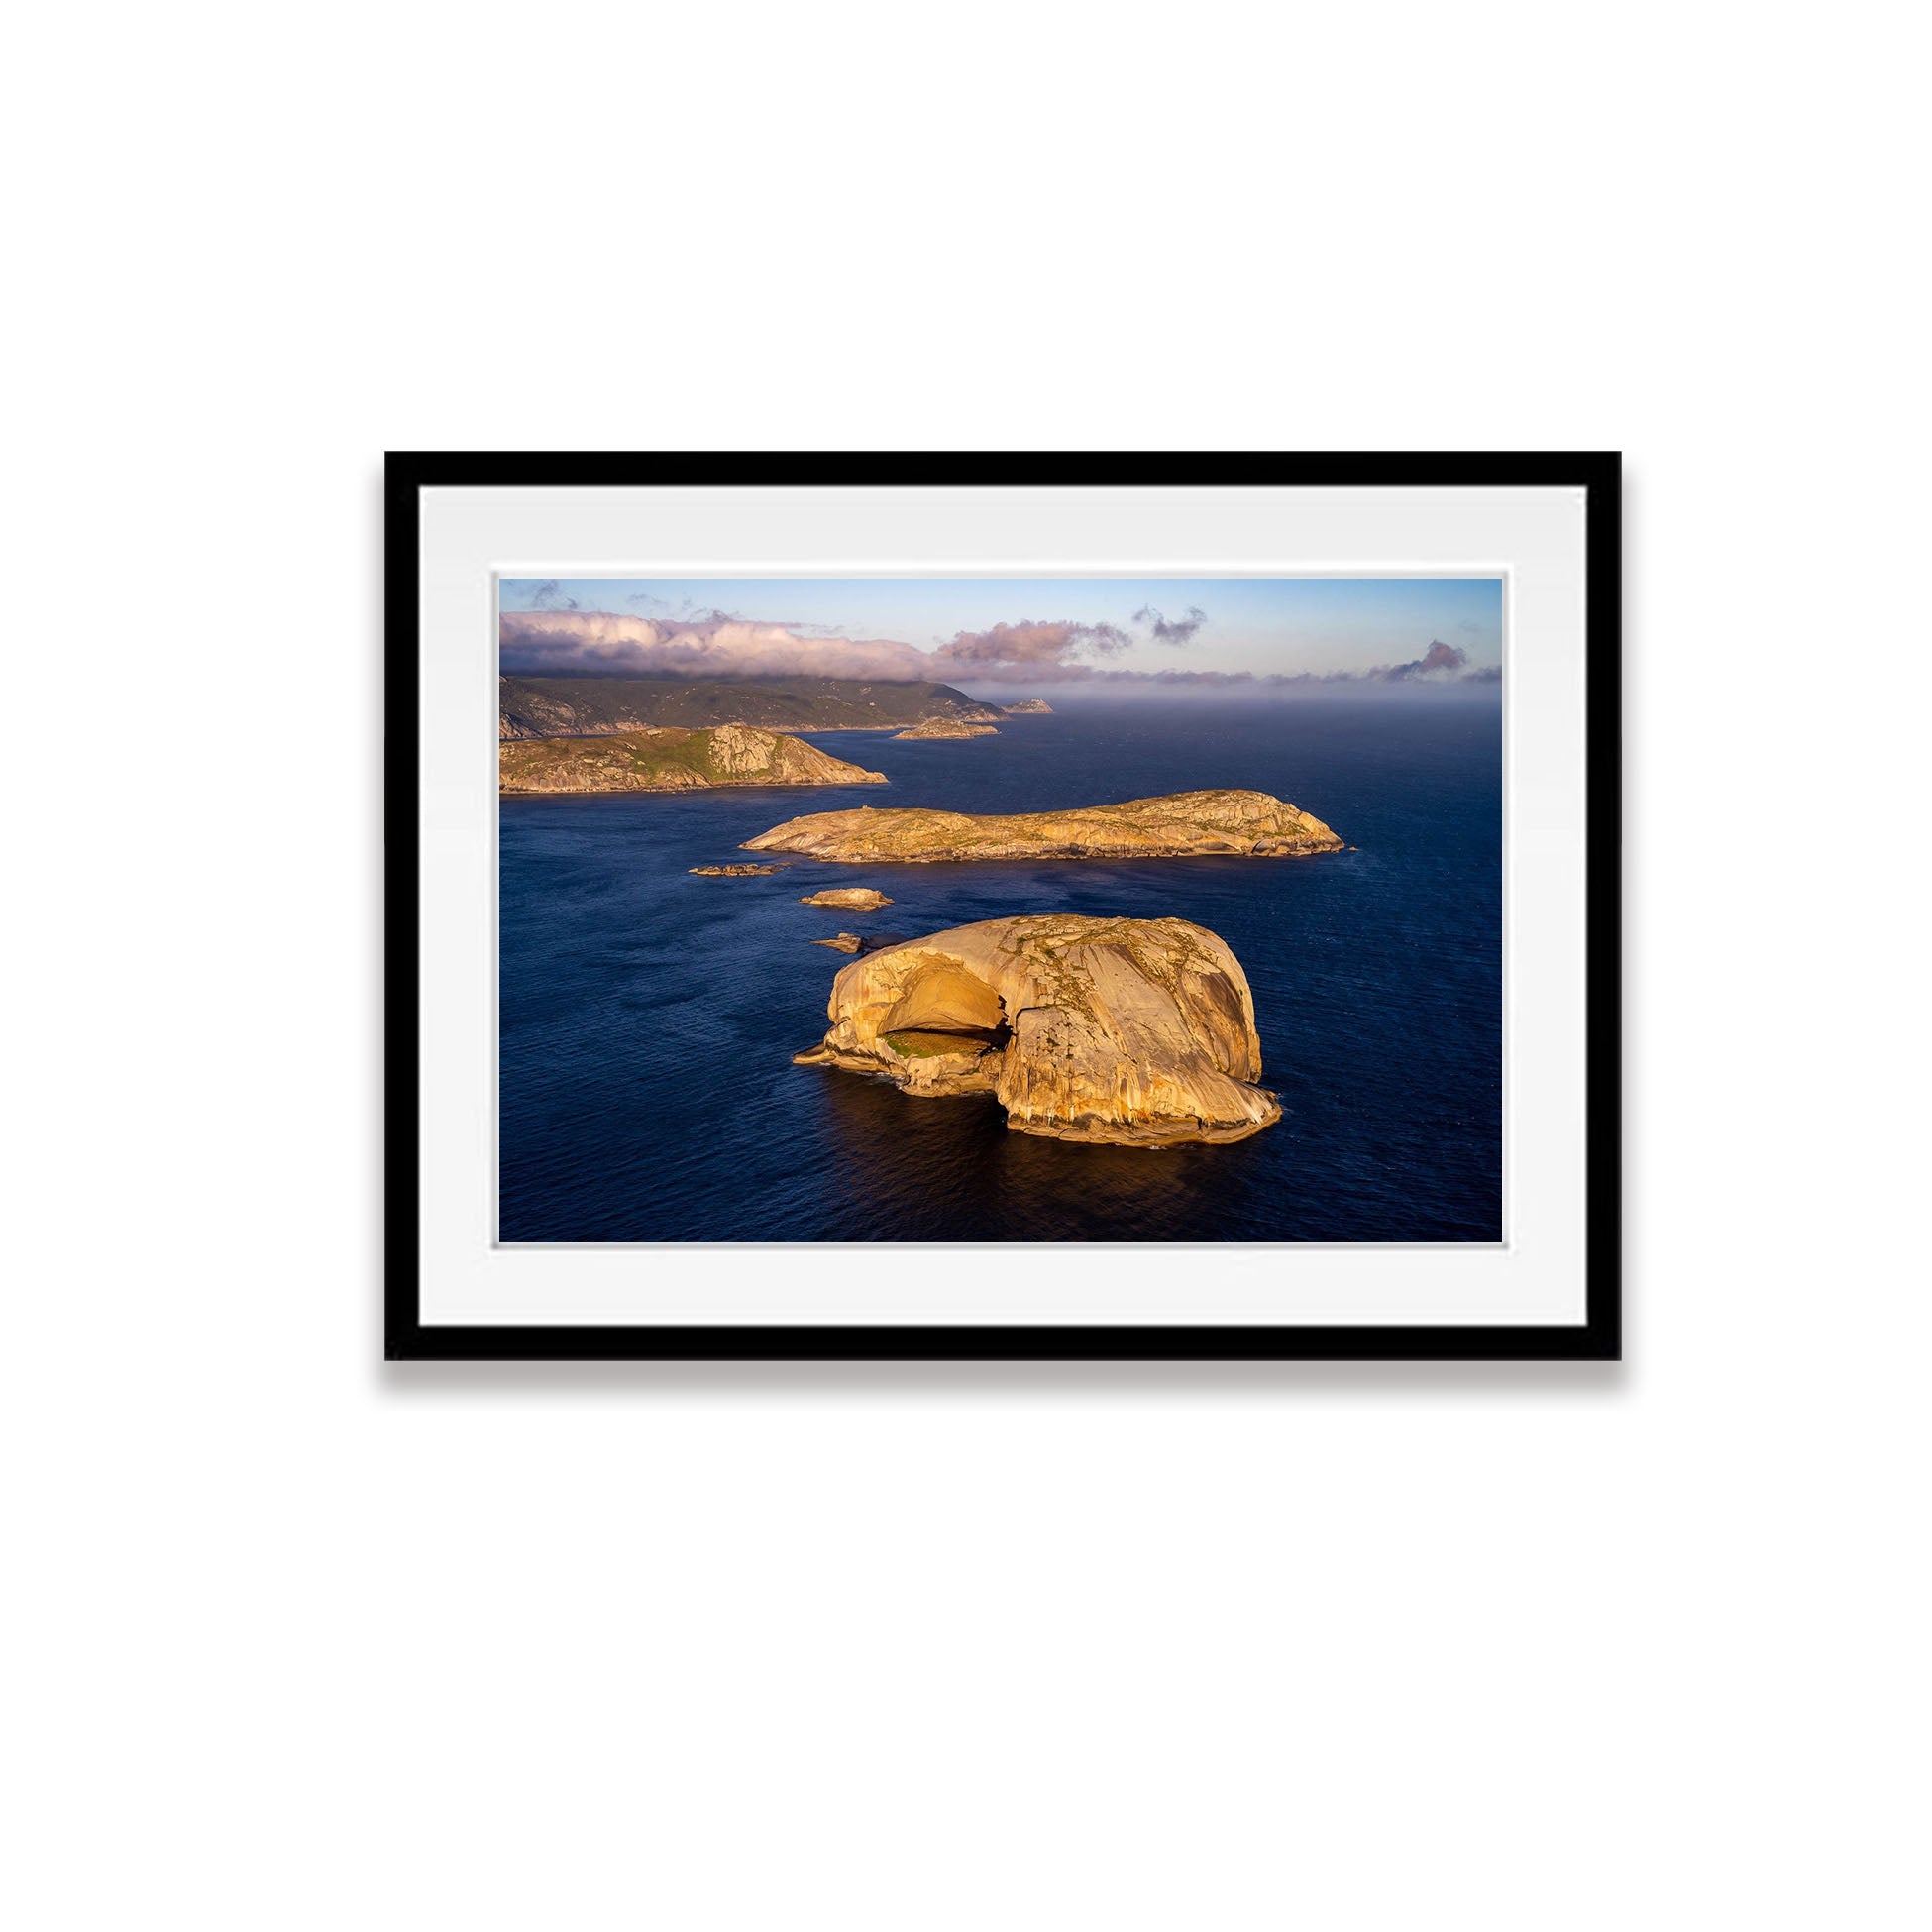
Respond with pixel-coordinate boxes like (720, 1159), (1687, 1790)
(385, 452), (1620, 1362)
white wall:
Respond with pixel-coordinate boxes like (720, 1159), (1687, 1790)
(7, 4), (1924, 1927)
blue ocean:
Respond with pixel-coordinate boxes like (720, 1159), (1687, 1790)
(498, 699), (1501, 1242)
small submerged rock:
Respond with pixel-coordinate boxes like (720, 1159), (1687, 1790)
(800, 887), (894, 910)
(810, 930), (908, 955)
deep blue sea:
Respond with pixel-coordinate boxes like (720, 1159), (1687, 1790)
(499, 700), (1501, 1242)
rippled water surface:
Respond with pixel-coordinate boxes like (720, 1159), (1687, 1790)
(499, 700), (1501, 1241)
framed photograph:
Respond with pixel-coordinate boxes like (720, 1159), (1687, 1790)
(387, 453), (1619, 1360)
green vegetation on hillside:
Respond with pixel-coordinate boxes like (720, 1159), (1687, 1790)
(499, 724), (887, 795)
(499, 675), (1001, 739)
(498, 731), (720, 791)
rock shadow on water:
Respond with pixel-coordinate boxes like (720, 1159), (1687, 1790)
(804, 1062), (1281, 1243)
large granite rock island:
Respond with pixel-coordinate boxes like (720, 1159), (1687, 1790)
(794, 914), (1283, 1146)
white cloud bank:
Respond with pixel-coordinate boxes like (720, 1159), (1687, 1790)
(499, 607), (1497, 689)
(499, 610), (934, 682)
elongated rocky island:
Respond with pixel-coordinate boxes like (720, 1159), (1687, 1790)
(746, 789), (1342, 863)
(892, 717), (999, 740)
(794, 915), (1281, 1145)
(1002, 698), (1053, 714)
(500, 724), (886, 795)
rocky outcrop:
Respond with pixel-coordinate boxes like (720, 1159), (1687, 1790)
(499, 724), (887, 795)
(794, 915), (1281, 1145)
(746, 790), (1342, 863)
(1003, 698), (1053, 714)
(892, 717), (1000, 740)
(689, 863), (788, 876)
(811, 930), (908, 955)
(800, 887), (894, 910)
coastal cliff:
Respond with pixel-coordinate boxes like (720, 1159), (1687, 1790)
(745, 789), (1342, 862)
(499, 724), (887, 795)
(794, 914), (1281, 1145)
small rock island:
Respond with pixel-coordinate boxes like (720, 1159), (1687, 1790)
(794, 914), (1282, 1145)
(500, 724), (886, 795)
(1003, 698), (1053, 714)
(800, 887), (894, 910)
(892, 717), (1000, 741)
(745, 790), (1342, 863)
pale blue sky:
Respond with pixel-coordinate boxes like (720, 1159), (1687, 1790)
(498, 576), (1502, 680)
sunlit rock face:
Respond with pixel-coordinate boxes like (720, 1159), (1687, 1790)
(744, 790), (1342, 863)
(800, 888), (894, 910)
(793, 915), (1281, 1146)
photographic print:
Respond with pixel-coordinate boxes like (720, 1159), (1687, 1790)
(498, 576), (1505, 1245)
(390, 453), (1617, 1358)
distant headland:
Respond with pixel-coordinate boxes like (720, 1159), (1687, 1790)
(499, 674), (1002, 740)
